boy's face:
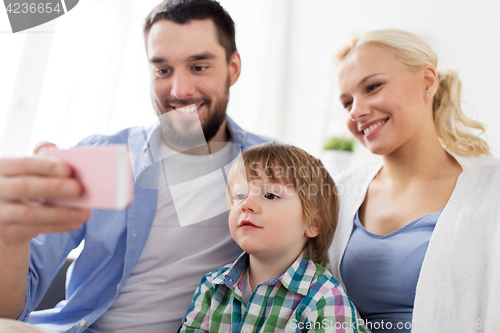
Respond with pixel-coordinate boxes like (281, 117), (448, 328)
(228, 171), (311, 260)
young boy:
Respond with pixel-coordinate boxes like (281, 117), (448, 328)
(180, 142), (369, 333)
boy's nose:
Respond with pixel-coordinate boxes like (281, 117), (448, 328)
(241, 206), (253, 213)
(241, 195), (260, 214)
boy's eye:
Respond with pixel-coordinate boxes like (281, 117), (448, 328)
(234, 193), (247, 201)
(264, 193), (279, 200)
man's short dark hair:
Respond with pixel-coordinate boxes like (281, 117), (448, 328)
(144, 0), (237, 62)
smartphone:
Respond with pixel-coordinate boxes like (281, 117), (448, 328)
(39, 145), (134, 210)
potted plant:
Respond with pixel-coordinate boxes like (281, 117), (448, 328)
(321, 136), (355, 175)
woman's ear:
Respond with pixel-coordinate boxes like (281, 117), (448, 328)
(423, 65), (438, 97)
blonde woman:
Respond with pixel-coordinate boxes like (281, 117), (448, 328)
(328, 29), (500, 333)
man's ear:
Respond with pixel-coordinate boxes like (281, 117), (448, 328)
(305, 217), (320, 238)
(228, 51), (241, 86)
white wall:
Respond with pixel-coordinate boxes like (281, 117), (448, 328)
(1, 0), (498, 163)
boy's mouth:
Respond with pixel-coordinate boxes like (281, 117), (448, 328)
(239, 220), (261, 229)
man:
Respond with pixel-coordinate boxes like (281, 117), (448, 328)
(0, 0), (270, 332)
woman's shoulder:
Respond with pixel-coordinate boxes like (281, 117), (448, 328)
(450, 150), (499, 166)
(454, 154), (500, 177)
(475, 155), (500, 167)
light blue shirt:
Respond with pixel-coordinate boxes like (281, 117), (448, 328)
(340, 209), (443, 333)
(19, 116), (270, 333)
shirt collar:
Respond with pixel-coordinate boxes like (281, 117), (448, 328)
(212, 252), (318, 296)
(225, 115), (247, 147)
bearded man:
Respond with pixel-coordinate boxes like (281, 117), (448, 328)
(0, 1), (270, 332)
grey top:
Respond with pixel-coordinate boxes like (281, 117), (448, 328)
(340, 209), (443, 333)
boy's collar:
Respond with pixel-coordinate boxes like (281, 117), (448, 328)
(213, 252), (318, 296)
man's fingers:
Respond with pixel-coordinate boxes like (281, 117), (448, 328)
(0, 157), (72, 177)
(0, 218), (86, 246)
(0, 177), (83, 201)
(0, 203), (90, 245)
(0, 202), (90, 226)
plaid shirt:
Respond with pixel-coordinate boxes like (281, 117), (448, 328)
(180, 253), (369, 333)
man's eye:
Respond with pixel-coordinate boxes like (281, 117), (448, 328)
(192, 66), (207, 72)
(234, 193), (247, 201)
(264, 193), (279, 200)
(155, 68), (171, 76)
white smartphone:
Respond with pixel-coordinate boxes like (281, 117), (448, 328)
(39, 145), (133, 210)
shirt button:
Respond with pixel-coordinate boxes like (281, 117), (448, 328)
(79, 320), (87, 327)
(116, 283), (120, 289)
(144, 152), (147, 159)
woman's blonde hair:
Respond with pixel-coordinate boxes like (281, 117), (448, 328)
(335, 29), (491, 157)
(227, 142), (338, 267)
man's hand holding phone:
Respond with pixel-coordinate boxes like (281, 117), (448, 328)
(0, 142), (133, 247)
(0, 142), (94, 319)
(0, 142), (90, 247)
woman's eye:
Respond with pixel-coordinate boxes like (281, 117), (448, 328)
(264, 193), (279, 200)
(366, 83), (381, 93)
(343, 100), (353, 110)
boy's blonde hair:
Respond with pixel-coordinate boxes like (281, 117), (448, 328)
(227, 142), (338, 266)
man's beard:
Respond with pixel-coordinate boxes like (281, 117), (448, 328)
(154, 76), (230, 150)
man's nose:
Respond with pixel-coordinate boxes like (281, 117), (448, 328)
(171, 70), (195, 99)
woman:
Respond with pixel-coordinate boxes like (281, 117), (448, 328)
(327, 30), (500, 333)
